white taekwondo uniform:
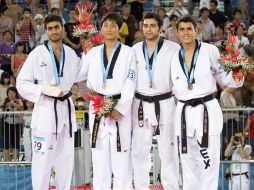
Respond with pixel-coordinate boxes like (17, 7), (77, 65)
(229, 144), (252, 190)
(81, 42), (137, 190)
(17, 42), (84, 190)
(132, 39), (180, 190)
(171, 41), (244, 190)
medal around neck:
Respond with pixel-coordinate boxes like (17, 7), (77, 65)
(188, 83), (193, 90)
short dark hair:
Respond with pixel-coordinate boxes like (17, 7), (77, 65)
(1, 72), (10, 85)
(176, 15), (197, 30)
(44, 14), (63, 28)
(51, 7), (60, 14)
(15, 41), (24, 49)
(6, 86), (18, 97)
(101, 12), (123, 29)
(200, 7), (209, 15)
(2, 30), (12, 37)
(169, 14), (178, 21)
(142, 12), (163, 28)
(23, 7), (32, 14)
(210, 0), (218, 7)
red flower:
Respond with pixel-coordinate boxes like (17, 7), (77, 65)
(225, 46), (232, 53)
(232, 51), (240, 58)
(86, 24), (94, 29)
(79, 23), (86, 29)
(229, 34), (236, 44)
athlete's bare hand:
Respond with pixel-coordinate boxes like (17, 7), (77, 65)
(110, 109), (122, 122)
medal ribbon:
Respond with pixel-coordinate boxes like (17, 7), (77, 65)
(179, 41), (201, 85)
(47, 42), (64, 85)
(144, 41), (158, 86)
(100, 41), (121, 84)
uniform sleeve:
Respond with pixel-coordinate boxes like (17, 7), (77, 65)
(16, 51), (43, 104)
(114, 50), (137, 116)
(210, 45), (244, 88)
(75, 51), (90, 83)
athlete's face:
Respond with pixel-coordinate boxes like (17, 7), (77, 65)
(143, 18), (161, 41)
(46, 21), (63, 43)
(177, 22), (197, 45)
(101, 19), (119, 41)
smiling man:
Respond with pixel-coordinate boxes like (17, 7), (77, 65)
(17, 14), (85, 190)
(171, 15), (244, 190)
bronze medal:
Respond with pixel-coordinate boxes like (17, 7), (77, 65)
(188, 83), (193, 90)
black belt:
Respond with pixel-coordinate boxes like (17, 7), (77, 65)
(135, 92), (172, 136)
(48, 92), (72, 139)
(232, 172), (249, 179)
(179, 94), (215, 153)
(91, 93), (122, 152)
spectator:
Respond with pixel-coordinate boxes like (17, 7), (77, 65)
(3, 86), (24, 161)
(235, 25), (250, 56)
(209, 25), (226, 44)
(0, 30), (15, 74)
(127, 0), (147, 23)
(47, 0), (64, 15)
(165, 14), (180, 44)
(0, 72), (12, 108)
(50, 7), (65, 24)
(199, 7), (216, 39)
(118, 22), (129, 44)
(196, 20), (209, 42)
(98, 0), (118, 19)
(158, 8), (170, 34)
(3, 0), (23, 26)
(226, 8), (246, 34)
(63, 9), (81, 56)
(209, 0), (227, 27)
(132, 30), (143, 45)
(241, 45), (254, 107)
(168, 0), (188, 18)
(121, 3), (138, 46)
(36, 5), (47, 19)
(34, 14), (45, 46)
(24, 0), (41, 15)
(22, 100), (33, 161)
(11, 41), (28, 77)
(244, 112), (254, 159)
(16, 8), (37, 53)
(0, 7), (13, 42)
(224, 130), (252, 190)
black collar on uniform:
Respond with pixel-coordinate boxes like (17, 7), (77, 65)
(44, 40), (65, 77)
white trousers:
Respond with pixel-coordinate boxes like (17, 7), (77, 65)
(229, 175), (250, 190)
(132, 119), (180, 190)
(31, 127), (74, 190)
(91, 125), (132, 190)
(180, 135), (220, 190)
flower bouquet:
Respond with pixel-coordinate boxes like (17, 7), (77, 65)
(73, 1), (103, 54)
(222, 33), (253, 82)
(84, 94), (118, 118)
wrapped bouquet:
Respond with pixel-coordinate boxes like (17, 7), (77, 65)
(222, 33), (253, 81)
(73, 1), (103, 54)
(84, 94), (118, 118)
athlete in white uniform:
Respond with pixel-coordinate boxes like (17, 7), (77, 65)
(81, 13), (137, 190)
(224, 131), (252, 190)
(17, 14), (84, 190)
(171, 15), (244, 190)
(132, 12), (180, 190)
